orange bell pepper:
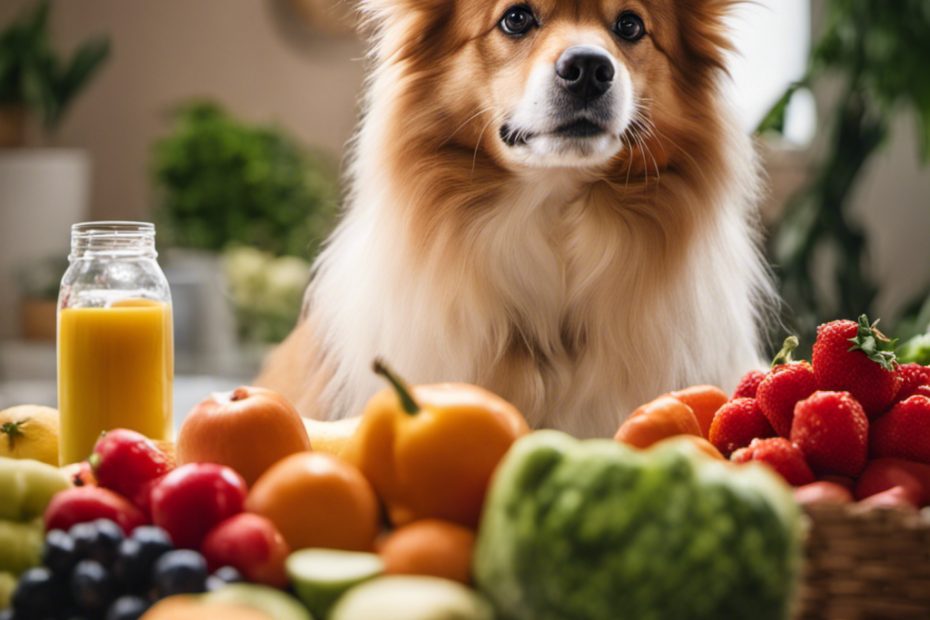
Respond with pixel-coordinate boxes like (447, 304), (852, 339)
(341, 361), (530, 529)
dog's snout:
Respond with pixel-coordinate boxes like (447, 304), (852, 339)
(556, 47), (614, 100)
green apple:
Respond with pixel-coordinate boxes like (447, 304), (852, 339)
(0, 519), (43, 575)
(0, 457), (70, 521)
(0, 571), (16, 610)
(330, 576), (494, 620)
(201, 584), (312, 620)
(286, 549), (384, 619)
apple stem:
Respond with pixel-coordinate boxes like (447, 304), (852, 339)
(372, 359), (420, 416)
(231, 388), (250, 402)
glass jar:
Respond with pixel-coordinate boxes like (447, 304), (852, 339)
(57, 222), (174, 465)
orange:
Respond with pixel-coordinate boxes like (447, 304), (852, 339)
(669, 385), (728, 439)
(652, 435), (726, 460)
(614, 395), (702, 449)
(246, 452), (380, 553)
(378, 519), (475, 585)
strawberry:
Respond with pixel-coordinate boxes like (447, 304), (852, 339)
(812, 315), (902, 419)
(732, 370), (765, 400)
(735, 437), (814, 486)
(790, 391), (869, 478)
(708, 398), (775, 457)
(870, 395), (930, 464)
(894, 363), (930, 403)
(755, 336), (817, 437)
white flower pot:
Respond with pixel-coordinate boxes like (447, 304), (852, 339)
(0, 148), (91, 339)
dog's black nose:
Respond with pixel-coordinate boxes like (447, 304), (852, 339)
(556, 47), (615, 100)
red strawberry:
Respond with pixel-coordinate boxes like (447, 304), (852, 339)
(757, 367), (817, 439)
(790, 391), (869, 478)
(732, 370), (766, 400)
(730, 446), (753, 463)
(894, 363), (930, 403)
(812, 315), (902, 419)
(736, 437), (815, 486)
(708, 398), (775, 457)
(870, 395), (930, 464)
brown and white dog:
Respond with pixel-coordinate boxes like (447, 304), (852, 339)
(257, 0), (775, 438)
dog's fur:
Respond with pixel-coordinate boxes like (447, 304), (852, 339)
(257, 0), (775, 438)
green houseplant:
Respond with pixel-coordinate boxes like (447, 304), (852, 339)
(760, 0), (930, 350)
(153, 101), (339, 259)
(0, 0), (110, 146)
(153, 101), (339, 345)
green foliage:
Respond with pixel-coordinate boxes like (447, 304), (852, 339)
(152, 101), (339, 259)
(761, 0), (930, 347)
(0, 0), (110, 129)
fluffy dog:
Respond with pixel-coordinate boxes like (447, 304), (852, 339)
(257, 0), (775, 438)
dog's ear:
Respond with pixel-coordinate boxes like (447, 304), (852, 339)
(357, 0), (451, 23)
(676, 0), (739, 74)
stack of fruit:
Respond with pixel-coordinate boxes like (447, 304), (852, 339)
(616, 315), (930, 512)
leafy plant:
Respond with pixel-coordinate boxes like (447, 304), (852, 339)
(0, 0), (110, 129)
(152, 101), (339, 259)
(760, 0), (930, 347)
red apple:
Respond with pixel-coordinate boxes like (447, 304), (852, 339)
(201, 513), (290, 588)
(177, 387), (311, 487)
(855, 458), (930, 506)
(794, 481), (854, 506)
(150, 463), (247, 549)
(91, 428), (174, 516)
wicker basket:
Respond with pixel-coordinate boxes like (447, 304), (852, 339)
(796, 504), (930, 620)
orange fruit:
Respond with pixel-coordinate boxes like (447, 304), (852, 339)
(652, 435), (726, 460)
(614, 396), (702, 449)
(669, 385), (728, 439)
(378, 519), (475, 585)
(246, 452), (380, 553)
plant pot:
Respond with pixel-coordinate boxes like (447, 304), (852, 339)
(0, 105), (27, 148)
(0, 148), (91, 340)
(20, 299), (57, 341)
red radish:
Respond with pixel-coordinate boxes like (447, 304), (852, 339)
(91, 429), (173, 514)
(150, 463), (247, 549)
(44, 487), (148, 534)
(794, 481), (854, 506)
(201, 513), (290, 588)
(857, 485), (920, 512)
(855, 458), (930, 506)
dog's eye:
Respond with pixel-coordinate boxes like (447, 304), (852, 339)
(614, 12), (646, 42)
(499, 6), (536, 36)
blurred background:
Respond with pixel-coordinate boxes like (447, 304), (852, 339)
(0, 0), (928, 417)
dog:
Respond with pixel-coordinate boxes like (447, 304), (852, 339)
(257, 0), (775, 438)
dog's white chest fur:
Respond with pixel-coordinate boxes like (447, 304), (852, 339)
(308, 159), (768, 438)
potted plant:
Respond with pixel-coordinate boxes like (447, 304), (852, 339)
(0, 1), (110, 341)
(152, 101), (339, 374)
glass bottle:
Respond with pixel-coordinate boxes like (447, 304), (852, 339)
(58, 222), (174, 465)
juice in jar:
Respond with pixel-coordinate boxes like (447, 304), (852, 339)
(58, 299), (173, 465)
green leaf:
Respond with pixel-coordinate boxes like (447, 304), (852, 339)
(756, 83), (806, 136)
(47, 37), (110, 128)
(847, 314), (899, 371)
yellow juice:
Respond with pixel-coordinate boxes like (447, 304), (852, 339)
(58, 299), (173, 465)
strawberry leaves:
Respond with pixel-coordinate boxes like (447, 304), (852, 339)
(847, 314), (898, 372)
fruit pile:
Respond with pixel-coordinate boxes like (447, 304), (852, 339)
(616, 315), (930, 511)
(0, 315), (926, 620)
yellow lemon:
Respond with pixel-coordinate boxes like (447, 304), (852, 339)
(0, 406), (60, 466)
